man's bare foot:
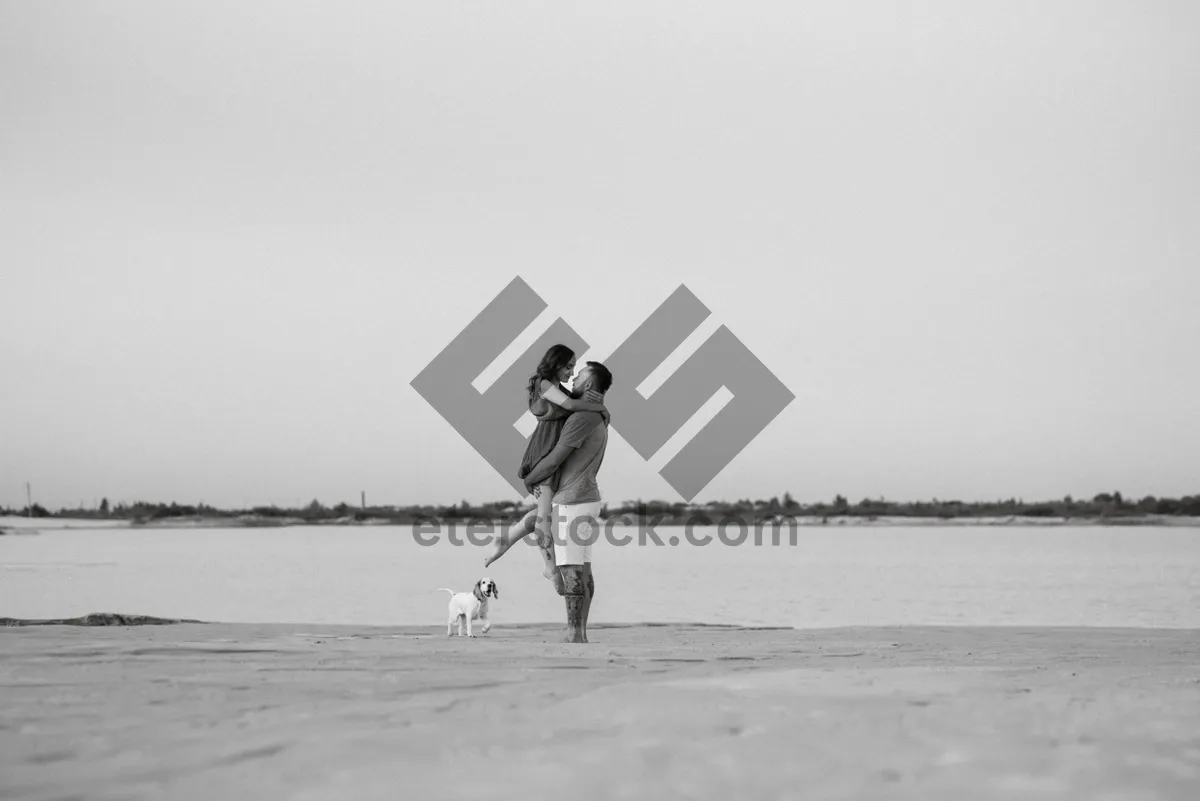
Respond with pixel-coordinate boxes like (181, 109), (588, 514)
(560, 626), (588, 642)
(560, 629), (586, 644)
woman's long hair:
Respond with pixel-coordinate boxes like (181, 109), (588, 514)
(527, 344), (575, 402)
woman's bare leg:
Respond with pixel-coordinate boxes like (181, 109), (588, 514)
(532, 484), (563, 592)
(483, 506), (537, 568)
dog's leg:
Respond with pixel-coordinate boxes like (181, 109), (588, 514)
(447, 614), (454, 637)
(466, 611), (474, 638)
(481, 615), (491, 634)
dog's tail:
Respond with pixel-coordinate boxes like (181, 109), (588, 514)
(437, 588), (455, 596)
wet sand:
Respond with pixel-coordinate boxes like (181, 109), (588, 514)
(2, 623), (1199, 800)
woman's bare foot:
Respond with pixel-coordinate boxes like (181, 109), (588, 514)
(483, 535), (511, 568)
(484, 510), (538, 568)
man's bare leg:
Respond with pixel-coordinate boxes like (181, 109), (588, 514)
(581, 562), (594, 643)
(558, 565), (586, 643)
(483, 506), (536, 568)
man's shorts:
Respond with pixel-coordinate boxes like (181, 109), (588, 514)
(553, 501), (603, 566)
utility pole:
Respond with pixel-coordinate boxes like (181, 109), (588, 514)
(26, 482), (32, 518)
(361, 491), (366, 511)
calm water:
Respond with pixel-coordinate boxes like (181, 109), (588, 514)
(2, 519), (1198, 628)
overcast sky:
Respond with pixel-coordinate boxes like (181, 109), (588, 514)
(2, 1), (1197, 510)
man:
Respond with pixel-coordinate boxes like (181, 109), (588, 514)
(521, 360), (612, 644)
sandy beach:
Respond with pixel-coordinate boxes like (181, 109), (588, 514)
(2, 622), (1198, 800)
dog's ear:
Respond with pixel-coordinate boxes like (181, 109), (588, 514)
(473, 580), (484, 601)
(491, 581), (499, 599)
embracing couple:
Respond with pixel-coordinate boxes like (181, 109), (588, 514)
(484, 345), (613, 644)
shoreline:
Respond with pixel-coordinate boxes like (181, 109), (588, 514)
(8, 612), (1200, 632)
(5, 514), (1200, 531)
(3, 622), (1197, 799)
(5, 613), (1200, 632)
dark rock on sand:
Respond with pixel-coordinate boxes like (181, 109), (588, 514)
(0, 612), (205, 627)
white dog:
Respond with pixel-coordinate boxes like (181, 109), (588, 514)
(439, 578), (498, 637)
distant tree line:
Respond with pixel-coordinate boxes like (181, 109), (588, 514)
(606, 492), (1200, 523)
(3, 492), (1199, 524)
